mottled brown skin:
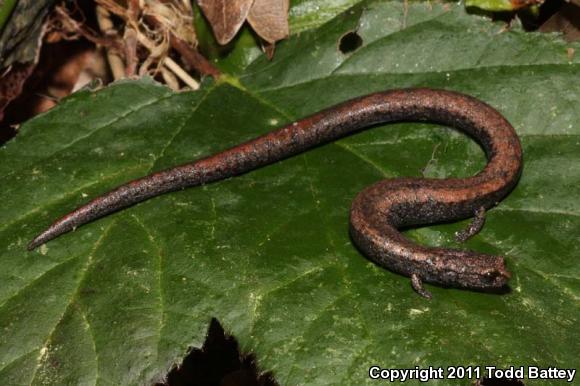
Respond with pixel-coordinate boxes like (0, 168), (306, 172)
(28, 89), (522, 297)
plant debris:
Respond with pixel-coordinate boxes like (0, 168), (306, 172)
(197, 0), (289, 57)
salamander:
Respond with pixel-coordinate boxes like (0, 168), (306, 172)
(28, 88), (523, 298)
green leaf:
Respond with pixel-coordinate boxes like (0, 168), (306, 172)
(0, 0), (18, 33)
(288, 0), (364, 33)
(0, 0), (57, 68)
(465, 0), (518, 12)
(465, 0), (540, 12)
(1, 1), (579, 385)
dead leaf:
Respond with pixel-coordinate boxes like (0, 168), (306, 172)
(0, 64), (35, 122)
(197, 0), (254, 45)
(263, 42), (276, 59)
(247, 0), (289, 44)
(538, 2), (580, 42)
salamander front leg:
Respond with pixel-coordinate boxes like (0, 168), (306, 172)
(411, 273), (432, 299)
(455, 206), (486, 242)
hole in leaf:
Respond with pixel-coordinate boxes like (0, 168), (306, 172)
(338, 31), (363, 54)
(156, 318), (278, 386)
(477, 378), (525, 386)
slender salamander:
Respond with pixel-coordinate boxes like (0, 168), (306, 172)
(28, 88), (523, 298)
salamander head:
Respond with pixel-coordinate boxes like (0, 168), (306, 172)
(428, 251), (511, 291)
(420, 248), (511, 292)
(471, 263), (511, 290)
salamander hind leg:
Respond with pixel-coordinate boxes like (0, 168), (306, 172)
(455, 206), (486, 242)
(411, 273), (432, 299)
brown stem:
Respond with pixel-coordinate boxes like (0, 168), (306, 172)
(145, 14), (221, 78)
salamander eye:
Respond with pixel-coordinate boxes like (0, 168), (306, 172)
(483, 270), (500, 283)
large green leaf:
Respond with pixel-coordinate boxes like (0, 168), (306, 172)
(1, 1), (579, 385)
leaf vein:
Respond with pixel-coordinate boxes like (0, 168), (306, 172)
(26, 223), (115, 386)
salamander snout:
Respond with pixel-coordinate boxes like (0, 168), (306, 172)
(467, 256), (511, 290)
(481, 266), (511, 288)
(436, 251), (512, 291)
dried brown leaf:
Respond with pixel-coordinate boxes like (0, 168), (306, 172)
(0, 64), (35, 121)
(247, 0), (289, 44)
(197, 0), (254, 45)
(538, 2), (580, 42)
(263, 41), (276, 59)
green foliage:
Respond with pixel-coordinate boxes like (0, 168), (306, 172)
(465, 0), (517, 12)
(465, 0), (539, 12)
(0, 1), (578, 385)
(0, 0), (18, 32)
